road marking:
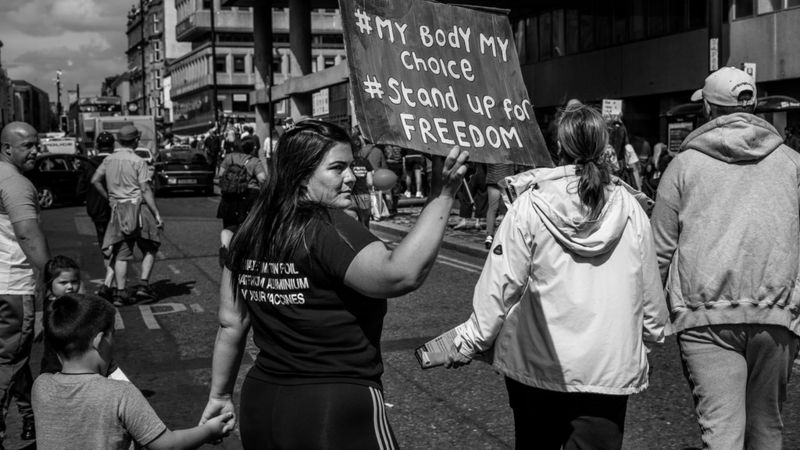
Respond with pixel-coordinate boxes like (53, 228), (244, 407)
(168, 264), (181, 275)
(138, 303), (188, 330)
(437, 254), (484, 272)
(437, 259), (481, 274)
(115, 309), (125, 330)
(383, 240), (483, 274)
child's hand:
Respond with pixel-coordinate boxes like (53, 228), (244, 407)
(204, 411), (235, 441)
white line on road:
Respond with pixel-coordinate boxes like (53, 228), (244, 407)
(168, 264), (181, 275)
(115, 310), (125, 330)
(436, 259), (481, 274)
(437, 254), (484, 272)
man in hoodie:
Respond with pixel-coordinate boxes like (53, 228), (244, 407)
(651, 66), (800, 449)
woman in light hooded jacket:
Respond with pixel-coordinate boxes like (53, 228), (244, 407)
(447, 104), (668, 450)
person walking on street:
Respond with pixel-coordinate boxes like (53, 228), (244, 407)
(77, 131), (115, 301)
(91, 125), (163, 306)
(0, 121), (51, 447)
(200, 120), (468, 449)
(651, 66), (800, 449)
(446, 104), (667, 450)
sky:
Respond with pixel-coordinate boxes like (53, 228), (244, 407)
(0, 0), (131, 103)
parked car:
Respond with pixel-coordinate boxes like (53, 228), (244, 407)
(25, 153), (96, 209)
(153, 146), (215, 195)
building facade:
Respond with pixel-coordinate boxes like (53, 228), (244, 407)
(510, 0), (800, 145)
(0, 41), (14, 128)
(126, 0), (191, 121)
(170, 0), (345, 134)
(12, 81), (51, 132)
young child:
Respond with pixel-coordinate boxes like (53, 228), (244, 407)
(39, 256), (81, 374)
(32, 293), (233, 449)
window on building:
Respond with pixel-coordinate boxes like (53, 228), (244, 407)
(735, 0), (754, 17)
(155, 70), (161, 89)
(757, 0), (782, 13)
(233, 55), (246, 73)
(789, 0), (800, 7)
(595, 8), (611, 47)
(525, 17), (539, 63)
(565, 9), (579, 54)
(630, 1), (646, 39)
(612, 3), (628, 44)
(667, 0), (687, 33)
(153, 14), (160, 33)
(538, 12), (552, 60)
(272, 59), (282, 75)
(324, 56), (336, 68)
(215, 56), (227, 73)
(689, 0), (707, 28)
(579, 9), (595, 51)
(152, 40), (161, 61)
(232, 93), (250, 112)
(648, 0), (667, 36)
(551, 9), (565, 57)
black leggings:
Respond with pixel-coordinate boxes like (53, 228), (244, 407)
(505, 377), (628, 450)
(240, 377), (398, 449)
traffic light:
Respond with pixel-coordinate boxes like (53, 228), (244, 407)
(59, 115), (68, 132)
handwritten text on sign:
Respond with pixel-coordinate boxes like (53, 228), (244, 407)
(340, 0), (551, 166)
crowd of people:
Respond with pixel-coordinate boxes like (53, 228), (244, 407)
(0, 65), (798, 450)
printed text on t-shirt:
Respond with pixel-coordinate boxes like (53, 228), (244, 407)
(238, 259), (309, 305)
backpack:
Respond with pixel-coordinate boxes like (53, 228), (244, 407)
(219, 155), (251, 195)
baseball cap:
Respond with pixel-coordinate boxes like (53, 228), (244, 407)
(118, 124), (141, 142)
(690, 67), (756, 107)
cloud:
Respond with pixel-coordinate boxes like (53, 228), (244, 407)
(0, 0), (133, 98)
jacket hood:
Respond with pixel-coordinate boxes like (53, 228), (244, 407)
(681, 112), (783, 163)
(505, 166), (630, 258)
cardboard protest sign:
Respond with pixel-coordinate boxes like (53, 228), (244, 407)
(340, 0), (552, 167)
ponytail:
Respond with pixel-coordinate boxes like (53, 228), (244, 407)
(557, 103), (611, 219)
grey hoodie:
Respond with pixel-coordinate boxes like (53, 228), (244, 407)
(651, 113), (800, 335)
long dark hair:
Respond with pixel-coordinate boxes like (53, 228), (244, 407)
(557, 103), (611, 219)
(607, 119), (630, 167)
(227, 120), (352, 278)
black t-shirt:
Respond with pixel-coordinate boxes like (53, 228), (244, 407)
(351, 157), (373, 195)
(236, 209), (385, 387)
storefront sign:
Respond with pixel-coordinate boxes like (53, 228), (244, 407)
(340, 0), (550, 166)
(602, 99), (623, 119)
(668, 122), (693, 153)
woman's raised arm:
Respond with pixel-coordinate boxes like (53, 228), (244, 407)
(345, 147), (468, 298)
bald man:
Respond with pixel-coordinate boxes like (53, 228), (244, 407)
(0, 121), (50, 444)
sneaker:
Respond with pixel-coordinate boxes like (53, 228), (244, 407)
(484, 235), (494, 249)
(415, 191), (423, 199)
(403, 190), (412, 198)
(20, 419), (34, 440)
(135, 284), (158, 302)
(96, 285), (114, 302)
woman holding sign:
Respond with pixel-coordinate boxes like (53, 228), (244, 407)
(446, 104), (667, 449)
(200, 120), (468, 449)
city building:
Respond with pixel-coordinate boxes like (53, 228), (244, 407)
(170, 1), (345, 135)
(102, 73), (132, 108)
(0, 41), (14, 128)
(227, 0), (800, 154)
(12, 80), (51, 132)
(126, 0), (191, 121)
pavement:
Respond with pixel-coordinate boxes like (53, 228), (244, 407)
(371, 197), (493, 260)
